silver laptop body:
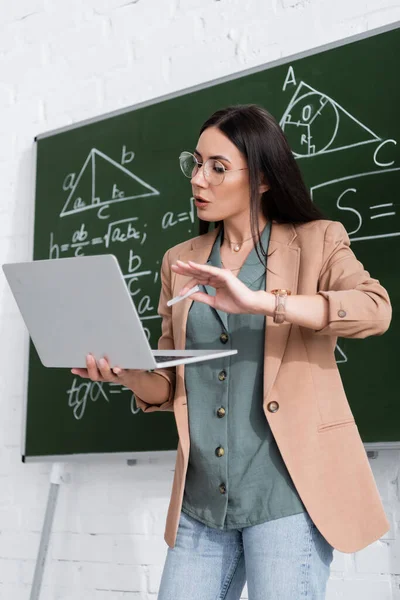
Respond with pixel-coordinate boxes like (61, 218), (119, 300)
(2, 254), (237, 370)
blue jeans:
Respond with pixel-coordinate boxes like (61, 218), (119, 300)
(158, 510), (334, 599)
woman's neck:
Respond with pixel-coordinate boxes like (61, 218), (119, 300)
(222, 213), (268, 246)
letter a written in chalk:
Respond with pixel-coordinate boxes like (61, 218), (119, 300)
(283, 66), (296, 91)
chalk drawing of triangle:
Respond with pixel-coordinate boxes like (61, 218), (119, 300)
(60, 149), (160, 217)
(280, 81), (381, 158)
(335, 343), (348, 364)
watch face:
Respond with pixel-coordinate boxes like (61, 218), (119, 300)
(271, 289), (291, 296)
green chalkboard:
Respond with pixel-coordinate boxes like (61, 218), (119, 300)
(27, 23), (400, 459)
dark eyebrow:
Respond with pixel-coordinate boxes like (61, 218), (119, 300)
(194, 149), (232, 164)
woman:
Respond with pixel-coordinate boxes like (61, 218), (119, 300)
(72, 105), (392, 599)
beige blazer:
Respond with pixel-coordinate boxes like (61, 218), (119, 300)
(135, 219), (392, 553)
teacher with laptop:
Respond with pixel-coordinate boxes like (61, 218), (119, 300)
(72, 104), (392, 599)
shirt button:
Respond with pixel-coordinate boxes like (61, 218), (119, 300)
(338, 309), (347, 318)
(267, 401), (279, 413)
(217, 407), (226, 418)
(218, 370), (227, 381)
(220, 332), (229, 344)
(219, 483), (226, 494)
(215, 446), (225, 457)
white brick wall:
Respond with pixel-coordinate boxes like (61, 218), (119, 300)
(0, 1), (399, 598)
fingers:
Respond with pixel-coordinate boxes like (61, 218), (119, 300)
(175, 259), (223, 277)
(171, 262), (200, 283)
(177, 277), (199, 297)
(71, 355), (122, 383)
(188, 291), (215, 306)
(71, 368), (89, 377)
(97, 357), (119, 381)
(171, 260), (228, 293)
(86, 354), (102, 381)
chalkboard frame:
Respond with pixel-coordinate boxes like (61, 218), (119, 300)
(24, 20), (400, 460)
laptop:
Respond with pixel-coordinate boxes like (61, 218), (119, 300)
(2, 254), (237, 370)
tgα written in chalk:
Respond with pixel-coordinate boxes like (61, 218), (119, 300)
(67, 378), (110, 420)
(66, 378), (139, 420)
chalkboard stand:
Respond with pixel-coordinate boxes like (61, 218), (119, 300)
(27, 459), (143, 598)
(29, 463), (67, 600)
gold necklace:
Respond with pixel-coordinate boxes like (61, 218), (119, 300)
(223, 235), (253, 252)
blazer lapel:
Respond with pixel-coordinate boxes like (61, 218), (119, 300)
(263, 222), (300, 405)
(238, 220), (271, 289)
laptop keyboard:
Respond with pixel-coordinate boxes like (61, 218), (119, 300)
(155, 355), (197, 364)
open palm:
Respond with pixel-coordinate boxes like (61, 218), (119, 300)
(171, 260), (259, 314)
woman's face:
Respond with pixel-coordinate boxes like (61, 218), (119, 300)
(190, 126), (252, 223)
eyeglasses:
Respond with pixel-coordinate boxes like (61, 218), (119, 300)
(179, 151), (248, 186)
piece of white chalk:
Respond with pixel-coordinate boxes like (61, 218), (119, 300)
(167, 285), (200, 307)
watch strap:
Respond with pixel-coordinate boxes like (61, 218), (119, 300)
(271, 289), (291, 324)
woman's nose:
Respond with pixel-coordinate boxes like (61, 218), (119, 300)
(191, 165), (208, 187)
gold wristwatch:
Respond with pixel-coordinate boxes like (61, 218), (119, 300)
(271, 289), (292, 324)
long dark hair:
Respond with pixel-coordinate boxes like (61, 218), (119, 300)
(197, 104), (325, 260)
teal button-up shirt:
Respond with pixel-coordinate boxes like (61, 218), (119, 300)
(182, 223), (305, 529)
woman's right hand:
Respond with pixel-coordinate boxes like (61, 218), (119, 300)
(71, 354), (145, 390)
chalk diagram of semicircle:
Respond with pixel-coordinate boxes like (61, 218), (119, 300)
(60, 148), (160, 217)
(279, 82), (382, 158)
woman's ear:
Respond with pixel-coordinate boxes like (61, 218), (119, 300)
(258, 177), (270, 194)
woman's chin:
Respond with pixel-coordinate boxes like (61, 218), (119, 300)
(196, 210), (215, 222)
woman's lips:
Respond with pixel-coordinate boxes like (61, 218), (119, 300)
(194, 198), (209, 208)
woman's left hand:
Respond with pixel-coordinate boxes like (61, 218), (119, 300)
(171, 260), (264, 315)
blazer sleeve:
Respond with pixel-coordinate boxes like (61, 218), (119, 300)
(314, 221), (392, 338)
(134, 250), (176, 412)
